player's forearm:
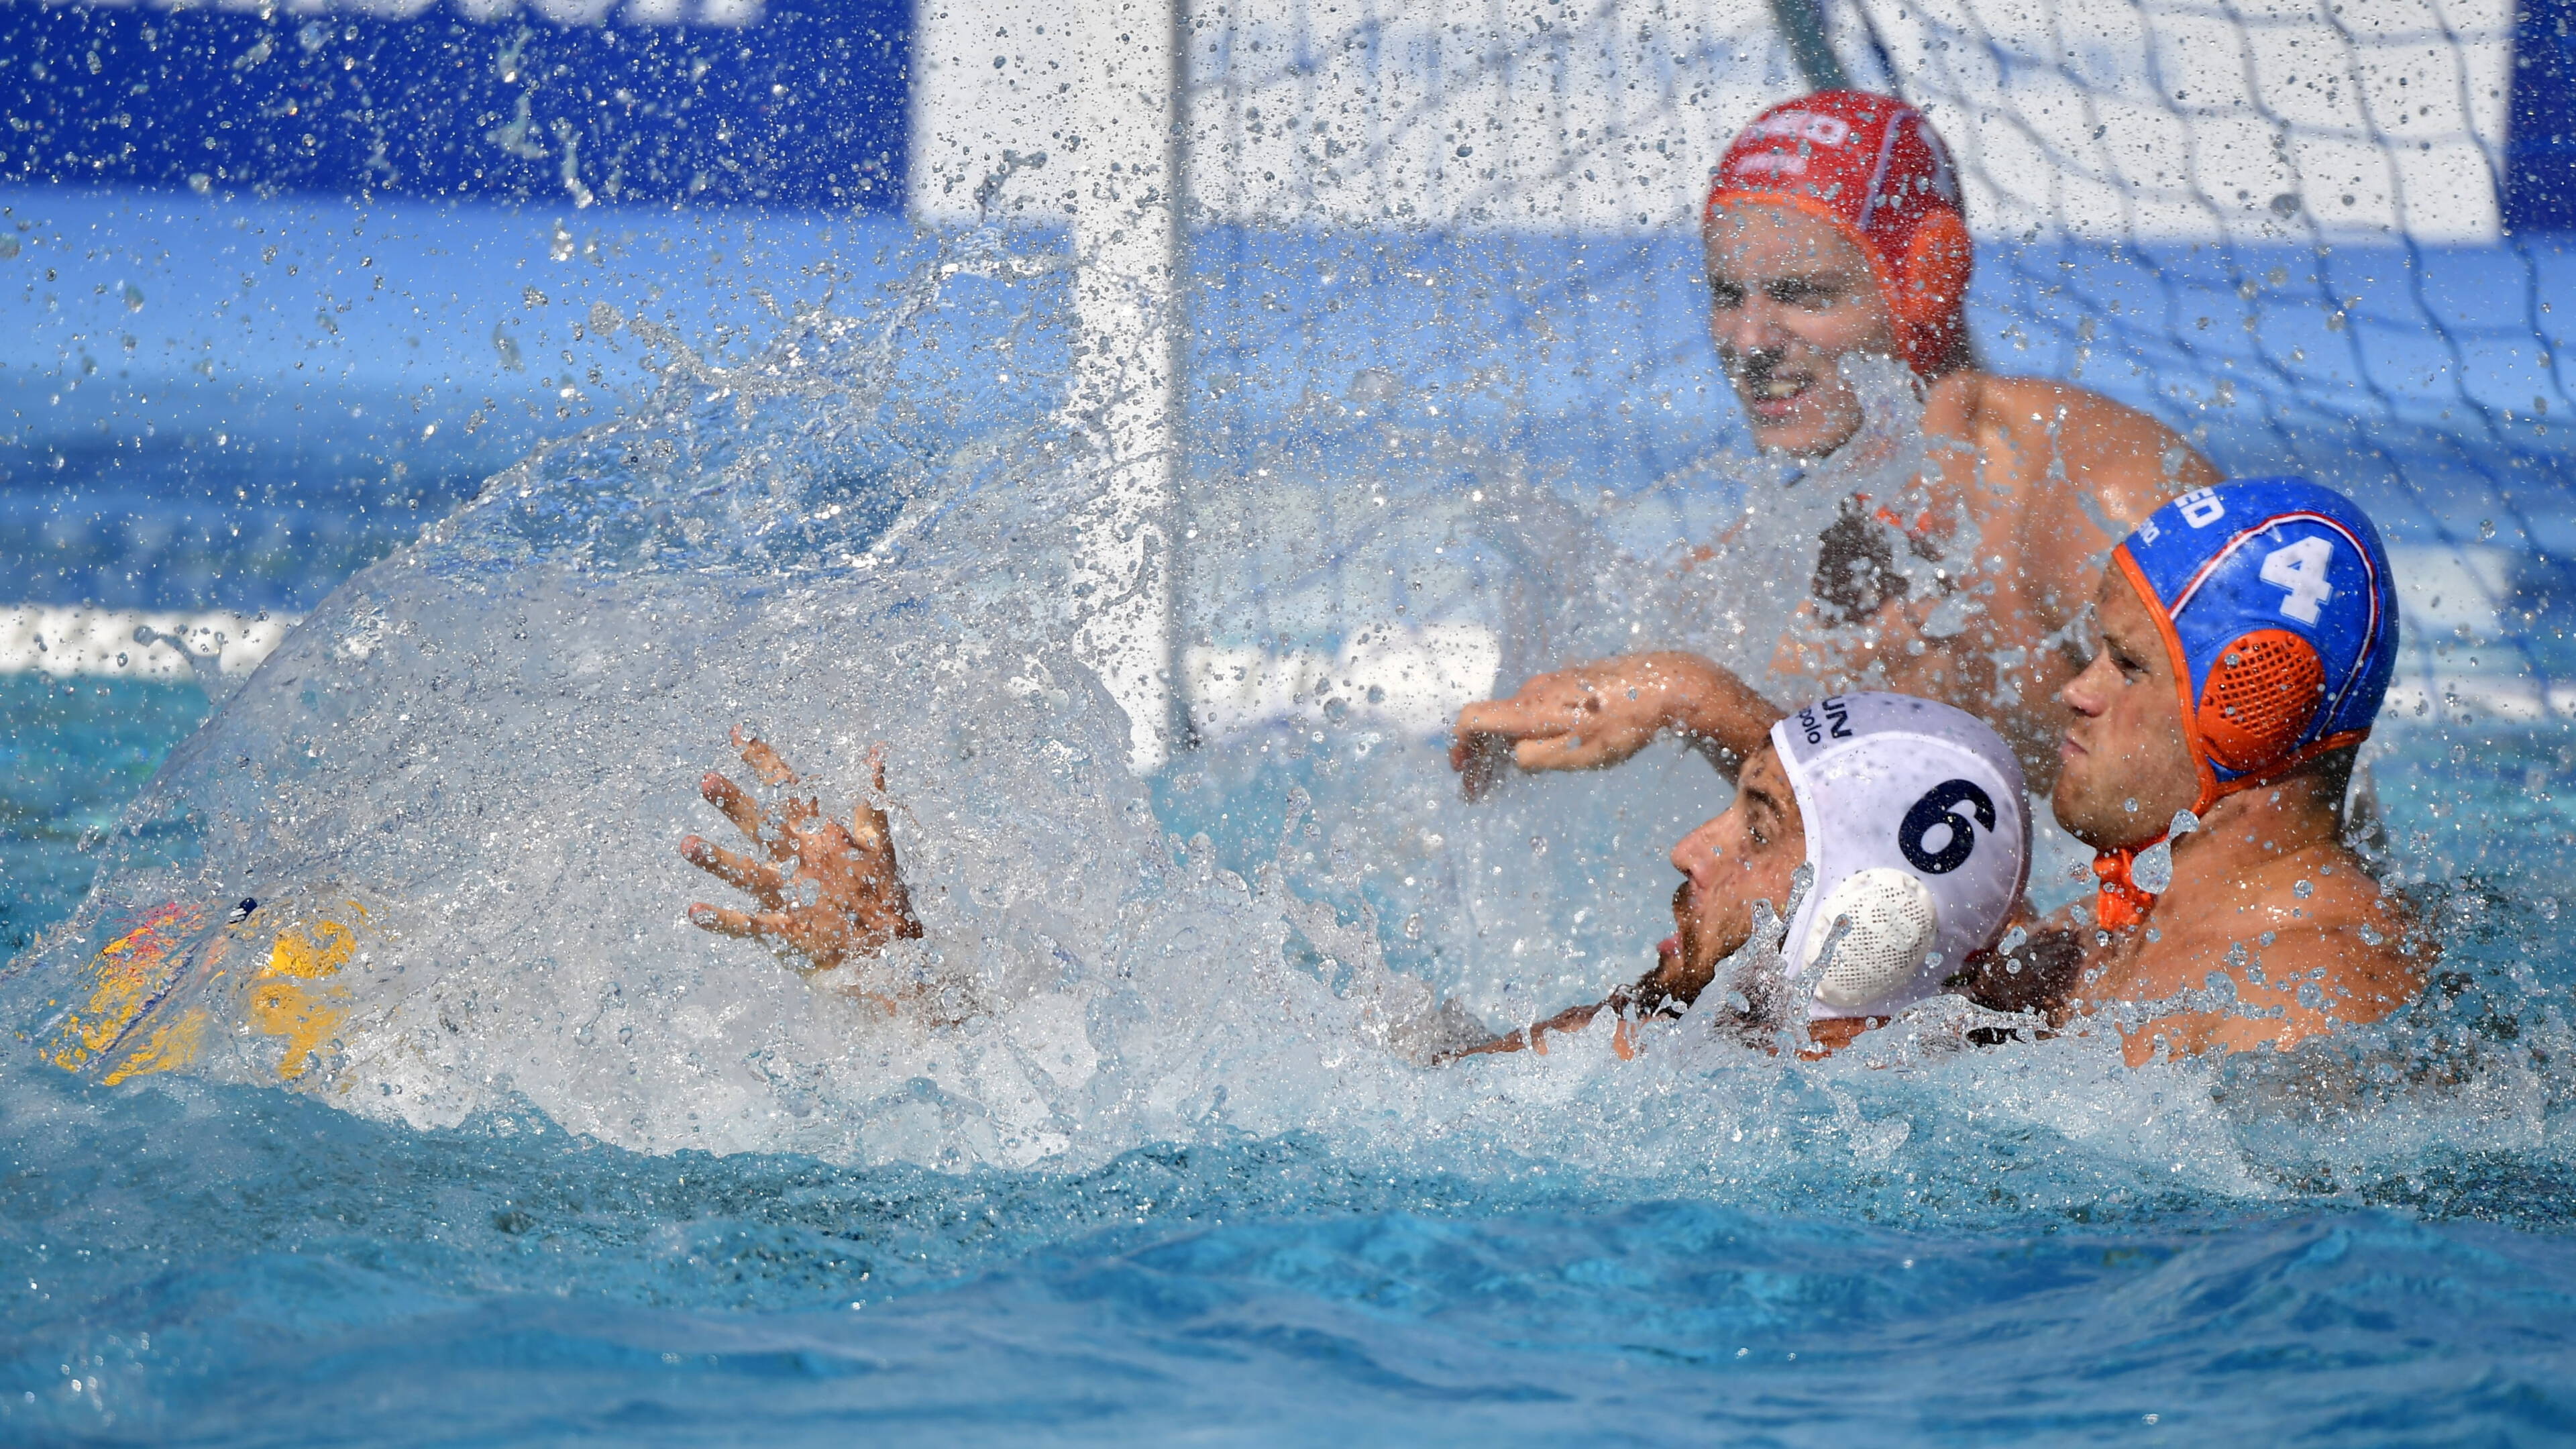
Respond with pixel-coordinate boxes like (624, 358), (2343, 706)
(1638, 651), (1784, 769)
(1439, 999), (1608, 1061)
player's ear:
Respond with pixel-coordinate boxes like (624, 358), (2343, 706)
(2194, 629), (2328, 772)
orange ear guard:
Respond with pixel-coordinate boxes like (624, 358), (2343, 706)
(2194, 629), (2328, 775)
(1893, 208), (1972, 330)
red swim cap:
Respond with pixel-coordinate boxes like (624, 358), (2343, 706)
(1706, 90), (1974, 378)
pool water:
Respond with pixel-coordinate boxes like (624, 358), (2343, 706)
(5, 826), (2576, 1446)
(11, 584), (2576, 1446)
(7, 209), (2576, 1446)
(0, 678), (209, 959)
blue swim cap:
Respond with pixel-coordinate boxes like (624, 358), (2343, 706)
(2114, 477), (2398, 810)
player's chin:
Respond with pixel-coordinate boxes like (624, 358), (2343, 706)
(1748, 398), (1858, 455)
(2052, 790), (2135, 853)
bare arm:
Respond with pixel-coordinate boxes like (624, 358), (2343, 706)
(1776, 376), (2217, 786)
(1435, 931), (1764, 1063)
(1943, 924), (2088, 1022)
(1450, 651), (1785, 798)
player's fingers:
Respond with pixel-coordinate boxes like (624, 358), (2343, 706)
(850, 745), (902, 852)
(680, 835), (787, 908)
(1454, 698), (1572, 743)
(1452, 733), (1510, 802)
(846, 802), (891, 857)
(692, 902), (814, 949)
(1448, 732), (1481, 775)
(700, 772), (785, 857)
(780, 794), (822, 835)
(845, 837), (914, 928)
(686, 902), (761, 939)
(743, 910), (805, 945)
(1514, 732), (1608, 773)
(734, 730), (800, 788)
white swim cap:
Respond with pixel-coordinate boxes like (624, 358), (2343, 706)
(1770, 693), (2029, 1020)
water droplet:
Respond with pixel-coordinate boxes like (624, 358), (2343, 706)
(2131, 837), (2175, 894)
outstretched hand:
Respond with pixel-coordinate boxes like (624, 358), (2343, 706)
(1450, 663), (1668, 800)
(1450, 652), (1773, 800)
(681, 729), (923, 974)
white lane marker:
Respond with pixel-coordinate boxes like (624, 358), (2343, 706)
(0, 606), (299, 680)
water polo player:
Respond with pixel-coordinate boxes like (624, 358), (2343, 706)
(1972, 476), (2427, 1061)
(25, 888), (394, 1094)
(680, 694), (2031, 1063)
(1454, 89), (2223, 795)
(1442, 692), (2029, 1061)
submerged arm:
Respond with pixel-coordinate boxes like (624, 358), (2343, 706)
(680, 729), (923, 978)
(1435, 942), (1742, 1064)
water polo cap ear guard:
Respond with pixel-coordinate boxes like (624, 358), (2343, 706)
(1705, 89), (1973, 378)
(1768, 693), (2031, 1020)
(2112, 478), (2400, 816)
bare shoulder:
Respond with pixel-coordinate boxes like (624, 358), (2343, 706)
(1930, 372), (2218, 529)
(2251, 859), (2428, 1026)
(2120, 853), (2426, 1060)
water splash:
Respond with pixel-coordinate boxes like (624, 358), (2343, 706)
(1, 229), (2565, 1232)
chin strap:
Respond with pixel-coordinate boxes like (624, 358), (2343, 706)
(2088, 769), (2251, 932)
(2090, 845), (2161, 930)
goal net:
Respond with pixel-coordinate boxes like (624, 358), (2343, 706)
(907, 0), (2565, 996)
(1080, 0), (2565, 749)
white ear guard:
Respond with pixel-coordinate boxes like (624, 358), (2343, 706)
(1770, 694), (2029, 1021)
(1803, 867), (1941, 1011)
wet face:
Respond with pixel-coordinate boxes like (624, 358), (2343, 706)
(1659, 745), (1809, 1000)
(2053, 569), (2202, 850)
(1702, 201), (1900, 458)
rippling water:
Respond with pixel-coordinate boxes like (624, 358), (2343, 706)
(7, 225), (2576, 1445)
